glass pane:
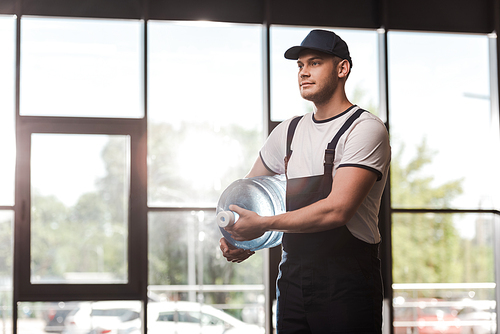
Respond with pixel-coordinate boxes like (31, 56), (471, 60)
(0, 211), (13, 333)
(20, 17), (143, 118)
(270, 26), (379, 121)
(30, 134), (130, 283)
(147, 21), (264, 207)
(149, 211), (265, 331)
(17, 301), (142, 334)
(392, 212), (497, 333)
(0, 15), (16, 206)
(389, 32), (500, 210)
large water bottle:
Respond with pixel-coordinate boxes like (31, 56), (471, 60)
(216, 175), (286, 251)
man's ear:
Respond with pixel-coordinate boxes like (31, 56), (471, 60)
(338, 59), (350, 79)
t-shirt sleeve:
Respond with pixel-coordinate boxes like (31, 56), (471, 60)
(259, 119), (291, 175)
(338, 118), (391, 181)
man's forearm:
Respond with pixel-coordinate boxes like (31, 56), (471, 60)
(264, 196), (351, 233)
(264, 167), (376, 233)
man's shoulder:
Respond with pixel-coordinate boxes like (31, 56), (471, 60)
(272, 113), (311, 133)
(355, 110), (388, 132)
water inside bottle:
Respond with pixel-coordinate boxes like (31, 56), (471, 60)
(216, 174), (286, 251)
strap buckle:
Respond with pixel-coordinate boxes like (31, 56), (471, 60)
(324, 149), (335, 165)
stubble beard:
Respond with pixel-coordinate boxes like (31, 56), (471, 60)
(300, 73), (338, 106)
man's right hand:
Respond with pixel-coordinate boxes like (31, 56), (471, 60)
(219, 237), (255, 263)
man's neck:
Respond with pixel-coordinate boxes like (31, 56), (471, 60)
(313, 93), (353, 121)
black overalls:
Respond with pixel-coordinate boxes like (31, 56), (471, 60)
(276, 109), (383, 334)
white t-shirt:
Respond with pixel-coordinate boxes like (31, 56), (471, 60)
(259, 105), (391, 244)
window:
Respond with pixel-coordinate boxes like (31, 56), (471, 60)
(0, 15), (16, 205)
(0, 14), (16, 334)
(17, 300), (142, 334)
(147, 20), (266, 331)
(147, 21), (264, 207)
(389, 31), (499, 332)
(30, 134), (130, 284)
(15, 16), (146, 317)
(389, 32), (499, 210)
(20, 17), (143, 118)
(5, 10), (500, 334)
(0, 211), (13, 333)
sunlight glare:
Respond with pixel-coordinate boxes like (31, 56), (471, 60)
(176, 130), (243, 191)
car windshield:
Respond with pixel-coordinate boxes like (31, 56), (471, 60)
(158, 311), (201, 323)
(157, 310), (225, 326)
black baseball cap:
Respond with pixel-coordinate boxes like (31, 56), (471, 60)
(284, 29), (352, 68)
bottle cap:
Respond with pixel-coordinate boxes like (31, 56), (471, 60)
(216, 211), (235, 228)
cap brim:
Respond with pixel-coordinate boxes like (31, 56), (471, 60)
(284, 46), (337, 60)
(284, 46), (306, 60)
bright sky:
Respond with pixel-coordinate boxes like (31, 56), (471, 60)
(0, 16), (15, 206)
(388, 32), (500, 211)
(30, 134), (115, 206)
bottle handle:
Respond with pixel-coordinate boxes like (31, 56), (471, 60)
(216, 211), (237, 227)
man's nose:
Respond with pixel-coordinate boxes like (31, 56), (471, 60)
(300, 67), (310, 77)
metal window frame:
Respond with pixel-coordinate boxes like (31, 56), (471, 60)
(392, 208), (500, 334)
(4, 0), (500, 333)
(14, 116), (148, 302)
(12, 14), (148, 334)
(1, 0), (497, 34)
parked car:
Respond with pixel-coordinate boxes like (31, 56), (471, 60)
(125, 301), (264, 334)
(63, 301), (141, 334)
(457, 304), (496, 334)
(43, 302), (80, 333)
(394, 298), (461, 334)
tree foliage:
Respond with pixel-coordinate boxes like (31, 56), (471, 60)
(391, 138), (494, 289)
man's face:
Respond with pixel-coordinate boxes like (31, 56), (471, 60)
(296, 50), (339, 105)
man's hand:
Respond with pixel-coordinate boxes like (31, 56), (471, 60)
(219, 238), (255, 263)
(224, 205), (266, 241)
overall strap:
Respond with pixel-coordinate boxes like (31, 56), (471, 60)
(324, 108), (366, 176)
(285, 115), (303, 175)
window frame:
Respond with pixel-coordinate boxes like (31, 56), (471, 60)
(14, 116), (148, 301)
(386, 31), (500, 334)
(2, 1), (499, 332)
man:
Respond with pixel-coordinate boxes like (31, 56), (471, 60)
(220, 29), (391, 333)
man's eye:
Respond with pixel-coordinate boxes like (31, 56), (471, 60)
(312, 62), (319, 66)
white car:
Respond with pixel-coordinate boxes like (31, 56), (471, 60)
(63, 301), (142, 334)
(141, 301), (264, 334)
(458, 305), (496, 334)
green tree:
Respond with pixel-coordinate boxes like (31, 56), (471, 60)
(391, 139), (463, 209)
(31, 192), (70, 279)
(392, 139), (462, 284)
(391, 138), (484, 286)
(0, 214), (13, 278)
